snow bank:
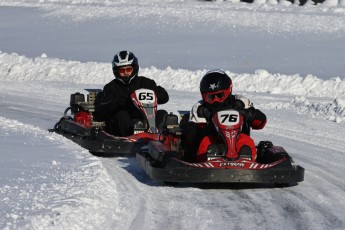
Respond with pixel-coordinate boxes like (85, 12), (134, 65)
(1, 51), (344, 122)
(234, 69), (345, 98)
(0, 52), (112, 84)
(1, 52), (344, 98)
(0, 0), (345, 34)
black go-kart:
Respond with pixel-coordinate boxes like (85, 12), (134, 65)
(51, 88), (163, 156)
(136, 109), (305, 187)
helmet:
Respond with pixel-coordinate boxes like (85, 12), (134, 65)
(112, 51), (139, 84)
(200, 69), (232, 106)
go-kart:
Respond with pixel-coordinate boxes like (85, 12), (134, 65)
(52, 88), (162, 156)
(136, 109), (305, 186)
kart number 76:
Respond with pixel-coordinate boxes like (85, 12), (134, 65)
(217, 110), (240, 126)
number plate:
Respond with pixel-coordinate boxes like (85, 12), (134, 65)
(217, 110), (240, 126)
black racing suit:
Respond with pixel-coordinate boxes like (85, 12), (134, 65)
(99, 76), (169, 136)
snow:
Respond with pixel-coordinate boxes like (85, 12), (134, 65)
(0, 0), (345, 229)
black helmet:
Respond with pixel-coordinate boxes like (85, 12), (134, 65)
(112, 51), (139, 84)
(200, 69), (232, 106)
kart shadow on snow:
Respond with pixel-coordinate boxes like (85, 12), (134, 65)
(90, 152), (163, 187)
(97, 154), (299, 190)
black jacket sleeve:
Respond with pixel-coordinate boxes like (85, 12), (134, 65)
(154, 85), (169, 104)
(100, 84), (119, 115)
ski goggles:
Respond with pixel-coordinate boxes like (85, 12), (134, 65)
(119, 66), (133, 74)
(202, 90), (228, 104)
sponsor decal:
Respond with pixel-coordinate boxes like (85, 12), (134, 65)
(219, 162), (245, 167)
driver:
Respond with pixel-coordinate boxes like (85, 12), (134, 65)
(184, 69), (266, 162)
(99, 51), (169, 136)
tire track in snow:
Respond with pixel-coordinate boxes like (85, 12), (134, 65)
(255, 108), (345, 229)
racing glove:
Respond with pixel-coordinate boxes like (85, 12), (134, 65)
(241, 107), (267, 129)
